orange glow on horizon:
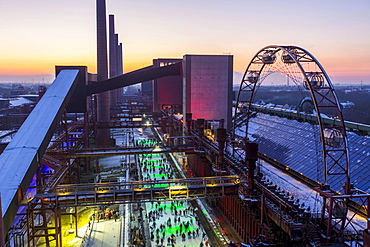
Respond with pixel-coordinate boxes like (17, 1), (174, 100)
(1, 57), (369, 79)
(1, 52), (369, 84)
(0, 58), (97, 76)
(0, 60), (156, 78)
(0, 1), (369, 84)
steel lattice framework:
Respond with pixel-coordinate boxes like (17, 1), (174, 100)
(234, 45), (349, 193)
(233, 45), (357, 242)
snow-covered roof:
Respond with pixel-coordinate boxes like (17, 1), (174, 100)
(245, 113), (370, 193)
(0, 130), (15, 143)
(9, 97), (34, 107)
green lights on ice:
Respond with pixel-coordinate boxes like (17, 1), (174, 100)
(153, 183), (169, 188)
(153, 174), (166, 178)
(164, 225), (196, 235)
(143, 164), (163, 169)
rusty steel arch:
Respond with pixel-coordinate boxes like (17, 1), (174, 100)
(234, 45), (350, 195)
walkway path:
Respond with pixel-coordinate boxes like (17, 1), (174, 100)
(85, 219), (121, 247)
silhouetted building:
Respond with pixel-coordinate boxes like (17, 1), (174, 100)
(0, 99), (10, 109)
(10, 85), (25, 97)
(183, 54), (233, 129)
(152, 59), (183, 113)
(141, 80), (153, 98)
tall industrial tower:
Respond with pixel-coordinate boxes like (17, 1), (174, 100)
(95, 0), (123, 146)
(96, 0), (111, 146)
(109, 14), (123, 106)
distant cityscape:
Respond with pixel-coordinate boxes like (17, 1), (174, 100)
(1, 81), (368, 132)
(232, 84), (370, 125)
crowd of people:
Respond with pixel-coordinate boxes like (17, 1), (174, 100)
(146, 200), (210, 247)
(93, 206), (120, 222)
(129, 139), (211, 247)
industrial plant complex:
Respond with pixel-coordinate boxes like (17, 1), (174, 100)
(0, 1), (370, 247)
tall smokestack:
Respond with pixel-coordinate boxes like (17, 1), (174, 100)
(109, 14), (118, 107)
(97, 0), (108, 82)
(117, 42), (123, 75)
(117, 42), (123, 98)
(96, 0), (111, 146)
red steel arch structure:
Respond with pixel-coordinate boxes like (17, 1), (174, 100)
(233, 45), (370, 243)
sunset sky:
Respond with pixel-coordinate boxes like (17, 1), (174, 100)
(0, 0), (369, 84)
